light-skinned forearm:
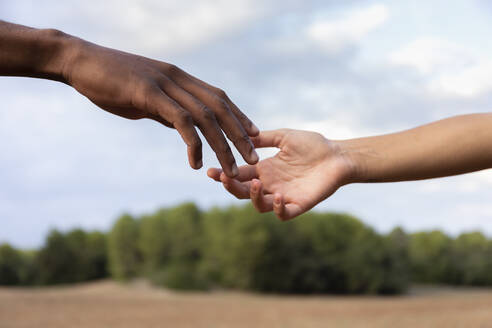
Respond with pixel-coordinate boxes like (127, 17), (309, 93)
(339, 113), (492, 183)
(0, 20), (73, 83)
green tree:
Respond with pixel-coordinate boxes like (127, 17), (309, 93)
(145, 203), (206, 290)
(34, 228), (108, 284)
(108, 214), (141, 280)
(379, 227), (410, 294)
(409, 231), (452, 283)
(35, 230), (76, 284)
(139, 209), (170, 274)
(85, 231), (108, 280)
(0, 243), (23, 285)
(449, 232), (491, 285)
(201, 205), (271, 289)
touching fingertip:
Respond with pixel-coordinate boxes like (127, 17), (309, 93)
(219, 173), (226, 182)
(251, 179), (259, 192)
(231, 163), (239, 177)
(274, 194), (282, 205)
(206, 168), (216, 179)
(250, 149), (259, 164)
(250, 123), (260, 136)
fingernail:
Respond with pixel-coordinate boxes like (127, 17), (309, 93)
(232, 163), (239, 176)
(197, 160), (203, 168)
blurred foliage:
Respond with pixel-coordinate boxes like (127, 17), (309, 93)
(108, 214), (141, 281)
(1, 203), (491, 294)
(35, 229), (108, 285)
(0, 243), (24, 285)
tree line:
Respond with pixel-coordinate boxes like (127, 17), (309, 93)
(1, 203), (491, 294)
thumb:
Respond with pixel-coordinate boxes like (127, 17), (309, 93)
(251, 129), (290, 149)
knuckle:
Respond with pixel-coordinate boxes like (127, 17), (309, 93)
(165, 64), (182, 77)
(175, 110), (193, 125)
(232, 133), (251, 145)
(212, 96), (231, 114)
(241, 133), (252, 144)
(200, 107), (217, 122)
(158, 76), (170, 89)
(215, 88), (228, 100)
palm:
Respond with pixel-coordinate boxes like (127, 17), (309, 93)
(208, 129), (352, 220)
(257, 139), (338, 208)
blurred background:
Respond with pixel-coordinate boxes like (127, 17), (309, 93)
(1, 1), (492, 327)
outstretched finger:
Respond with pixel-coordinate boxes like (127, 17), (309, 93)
(252, 129), (290, 149)
(220, 174), (251, 199)
(207, 165), (258, 183)
(207, 168), (222, 182)
(250, 179), (274, 213)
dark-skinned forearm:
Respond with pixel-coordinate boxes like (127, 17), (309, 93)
(0, 20), (72, 83)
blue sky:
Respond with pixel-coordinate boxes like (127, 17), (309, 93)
(1, 0), (492, 248)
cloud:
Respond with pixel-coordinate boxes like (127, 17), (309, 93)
(3, 0), (270, 56)
(389, 37), (492, 98)
(388, 37), (475, 74)
(306, 4), (389, 53)
(429, 61), (492, 98)
(267, 3), (388, 56)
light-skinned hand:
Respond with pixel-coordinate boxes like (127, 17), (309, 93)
(207, 129), (355, 220)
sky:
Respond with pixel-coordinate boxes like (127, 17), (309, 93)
(1, 0), (492, 248)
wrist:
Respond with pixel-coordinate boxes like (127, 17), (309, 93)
(34, 28), (76, 84)
(332, 138), (372, 184)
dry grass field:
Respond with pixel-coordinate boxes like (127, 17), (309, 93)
(1, 280), (492, 328)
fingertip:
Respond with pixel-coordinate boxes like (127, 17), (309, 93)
(232, 163), (239, 177)
(251, 179), (260, 193)
(189, 159), (201, 170)
(248, 149), (259, 165)
(207, 168), (222, 181)
(187, 144), (203, 170)
(249, 123), (260, 137)
(274, 193), (282, 204)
